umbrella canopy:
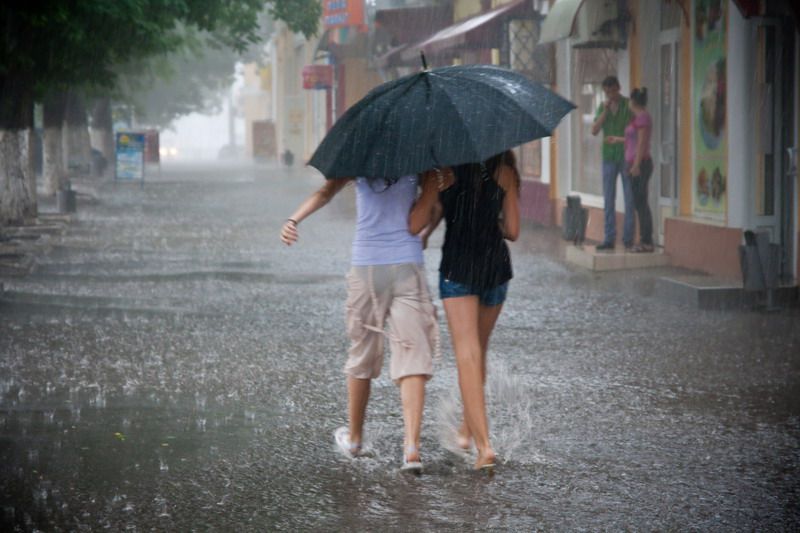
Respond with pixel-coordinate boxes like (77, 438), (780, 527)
(308, 64), (575, 179)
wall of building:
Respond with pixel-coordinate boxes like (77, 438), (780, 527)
(240, 64), (271, 158)
(726, 4), (752, 230)
(341, 57), (383, 112)
(268, 24), (329, 165)
(796, 35), (800, 278)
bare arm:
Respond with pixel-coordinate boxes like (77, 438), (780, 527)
(497, 165), (520, 241)
(280, 178), (351, 245)
(409, 169), (448, 235)
(591, 104), (607, 136)
(632, 122), (650, 170)
(418, 202), (443, 249)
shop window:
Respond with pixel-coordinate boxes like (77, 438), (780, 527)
(508, 19), (554, 85)
(755, 25), (777, 217)
(570, 47), (620, 196)
(519, 140), (542, 181)
(661, 0), (682, 31)
(506, 18), (551, 181)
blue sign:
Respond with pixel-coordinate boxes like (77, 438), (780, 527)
(115, 132), (146, 181)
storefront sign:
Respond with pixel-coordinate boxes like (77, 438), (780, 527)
(323, 0), (364, 29)
(692, 0), (728, 217)
(302, 65), (333, 90)
(115, 131), (146, 182)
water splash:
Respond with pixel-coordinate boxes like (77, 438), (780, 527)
(434, 359), (547, 465)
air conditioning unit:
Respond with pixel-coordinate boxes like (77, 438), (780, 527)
(572, 0), (627, 49)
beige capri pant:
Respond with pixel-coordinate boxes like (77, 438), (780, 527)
(345, 263), (439, 382)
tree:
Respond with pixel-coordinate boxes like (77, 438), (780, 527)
(115, 28), (251, 129)
(0, 0), (320, 225)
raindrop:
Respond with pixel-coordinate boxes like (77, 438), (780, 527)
(153, 496), (170, 518)
(158, 452), (169, 473)
(195, 393), (207, 411)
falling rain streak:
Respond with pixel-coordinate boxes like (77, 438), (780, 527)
(1, 162), (798, 530)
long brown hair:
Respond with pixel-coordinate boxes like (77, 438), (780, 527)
(485, 150), (521, 191)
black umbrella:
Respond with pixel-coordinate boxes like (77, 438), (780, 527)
(308, 61), (575, 179)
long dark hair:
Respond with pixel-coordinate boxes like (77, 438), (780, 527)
(484, 150), (521, 191)
(631, 87), (648, 107)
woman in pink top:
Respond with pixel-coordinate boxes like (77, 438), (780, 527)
(607, 87), (654, 252)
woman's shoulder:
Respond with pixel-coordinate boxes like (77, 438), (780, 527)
(422, 167), (455, 191)
(493, 164), (519, 192)
(636, 111), (653, 127)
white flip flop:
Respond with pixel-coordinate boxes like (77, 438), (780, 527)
(334, 426), (361, 458)
(400, 444), (423, 474)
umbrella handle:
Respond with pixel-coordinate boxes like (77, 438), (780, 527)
(420, 51), (428, 71)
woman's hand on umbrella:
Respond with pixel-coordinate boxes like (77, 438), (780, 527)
(281, 219), (299, 245)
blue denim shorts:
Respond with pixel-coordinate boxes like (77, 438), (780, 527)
(439, 273), (508, 306)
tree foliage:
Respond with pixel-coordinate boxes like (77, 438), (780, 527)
(0, 0), (320, 105)
(115, 30), (243, 127)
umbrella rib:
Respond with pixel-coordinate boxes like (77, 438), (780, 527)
(472, 72), (574, 133)
(431, 68), (573, 160)
(426, 72), (487, 165)
(310, 64), (575, 177)
(329, 74), (423, 178)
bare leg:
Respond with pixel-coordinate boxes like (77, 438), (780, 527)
(399, 375), (426, 462)
(347, 376), (370, 446)
(443, 296), (495, 468)
(458, 302), (503, 447)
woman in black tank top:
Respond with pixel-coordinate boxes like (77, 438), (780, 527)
(409, 150), (520, 471)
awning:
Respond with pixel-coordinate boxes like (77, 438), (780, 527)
(374, 43), (411, 69)
(372, 5), (453, 68)
(375, 5), (453, 44)
(400, 0), (532, 63)
(538, 0), (586, 45)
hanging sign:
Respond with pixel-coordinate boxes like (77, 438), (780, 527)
(302, 65), (333, 89)
(323, 0), (364, 29)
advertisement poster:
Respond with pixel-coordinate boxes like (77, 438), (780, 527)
(692, 0), (728, 217)
(115, 132), (146, 181)
(323, 0), (364, 29)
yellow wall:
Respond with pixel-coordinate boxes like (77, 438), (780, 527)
(454, 0), (516, 22)
(679, 9), (693, 216)
(454, 0), (482, 22)
(629, 0), (641, 88)
(343, 57), (383, 111)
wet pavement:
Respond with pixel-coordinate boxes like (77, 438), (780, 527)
(1, 161), (799, 531)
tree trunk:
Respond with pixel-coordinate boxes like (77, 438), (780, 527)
(0, 75), (36, 226)
(89, 97), (114, 177)
(42, 91), (68, 196)
(63, 91), (92, 177)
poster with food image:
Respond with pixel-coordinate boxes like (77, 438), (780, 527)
(692, 0), (727, 216)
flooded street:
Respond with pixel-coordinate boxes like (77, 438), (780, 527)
(1, 162), (799, 530)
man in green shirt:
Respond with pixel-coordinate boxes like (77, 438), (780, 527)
(591, 76), (634, 251)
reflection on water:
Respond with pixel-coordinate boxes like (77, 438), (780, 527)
(1, 163), (799, 530)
